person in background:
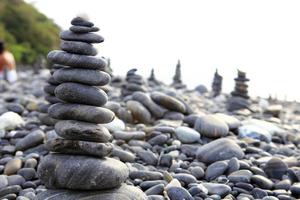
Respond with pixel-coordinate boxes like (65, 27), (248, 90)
(0, 41), (18, 83)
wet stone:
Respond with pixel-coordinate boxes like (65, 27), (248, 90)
(48, 103), (114, 124)
(55, 120), (112, 142)
(60, 30), (104, 43)
(45, 138), (113, 158)
(53, 68), (111, 86)
(37, 154), (129, 190)
(60, 41), (97, 56)
(47, 50), (106, 70)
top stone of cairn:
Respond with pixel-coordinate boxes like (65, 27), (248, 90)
(71, 16), (94, 27)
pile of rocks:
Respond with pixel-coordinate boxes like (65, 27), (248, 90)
(122, 68), (147, 96)
(212, 69), (223, 97)
(227, 70), (251, 111)
(36, 17), (146, 199)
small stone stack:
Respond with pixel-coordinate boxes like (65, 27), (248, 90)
(122, 68), (147, 96)
(227, 70), (250, 111)
(172, 59), (186, 89)
(148, 68), (159, 86)
(212, 69), (223, 97)
(37, 17), (146, 199)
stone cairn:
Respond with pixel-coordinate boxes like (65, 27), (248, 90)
(37, 17), (146, 199)
(211, 69), (223, 97)
(172, 59), (186, 89)
(121, 68), (147, 96)
(39, 65), (62, 126)
(227, 69), (250, 111)
(148, 68), (159, 86)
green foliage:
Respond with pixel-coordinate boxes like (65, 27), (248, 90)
(0, 0), (60, 64)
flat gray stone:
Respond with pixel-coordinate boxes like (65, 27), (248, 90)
(53, 68), (110, 86)
(60, 30), (104, 43)
(55, 82), (108, 106)
(60, 41), (97, 56)
(15, 130), (45, 151)
(70, 25), (99, 33)
(196, 138), (244, 164)
(55, 120), (112, 142)
(46, 138), (113, 158)
(37, 154), (129, 190)
(48, 103), (115, 124)
(47, 50), (106, 70)
(35, 184), (147, 200)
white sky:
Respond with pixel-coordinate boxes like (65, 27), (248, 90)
(26, 0), (300, 101)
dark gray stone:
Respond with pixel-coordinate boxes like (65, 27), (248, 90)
(264, 157), (288, 180)
(70, 25), (99, 33)
(55, 82), (108, 106)
(17, 168), (37, 181)
(53, 68), (110, 86)
(35, 184), (147, 200)
(46, 138), (113, 157)
(47, 50), (106, 70)
(7, 175), (25, 186)
(196, 138), (244, 164)
(71, 17), (94, 27)
(129, 170), (163, 181)
(60, 41), (97, 56)
(173, 173), (197, 186)
(0, 185), (21, 197)
(55, 120), (112, 142)
(60, 30), (104, 43)
(251, 175), (273, 190)
(48, 103), (114, 124)
(166, 186), (194, 200)
(145, 184), (164, 195)
(37, 154), (129, 190)
(205, 161), (228, 181)
(44, 84), (56, 95)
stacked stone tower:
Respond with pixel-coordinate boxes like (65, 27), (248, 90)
(37, 17), (146, 199)
(122, 68), (147, 96)
(211, 69), (223, 97)
(227, 69), (250, 111)
(172, 59), (186, 89)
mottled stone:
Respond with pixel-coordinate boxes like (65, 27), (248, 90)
(55, 120), (112, 142)
(150, 92), (186, 113)
(70, 25), (99, 33)
(15, 130), (45, 151)
(55, 83), (108, 106)
(126, 100), (152, 124)
(196, 138), (244, 163)
(194, 115), (229, 138)
(60, 41), (97, 56)
(35, 184), (147, 200)
(46, 138), (113, 158)
(53, 68), (110, 86)
(48, 103), (114, 124)
(4, 158), (22, 175)
(37, 154), (129, 190)
(60, 30), (104, 43)
(47, 50), (106, 70)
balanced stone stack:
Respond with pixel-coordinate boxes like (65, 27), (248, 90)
(212, 69), (223, 97)
(38, 65), (62, 126)
(36, 17), (146, 199)
(172, 59), (186, 89)
(122, 68), (147, 96)
(148, 68), (159, 86)
(227, 70), (250, 111)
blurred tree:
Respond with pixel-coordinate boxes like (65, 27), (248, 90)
(0, 0), (60, 65)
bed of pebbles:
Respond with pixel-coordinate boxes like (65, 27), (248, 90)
(1, 18), (300, 200)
